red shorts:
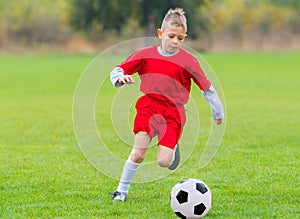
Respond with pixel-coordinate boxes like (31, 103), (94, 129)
(133, 95), (186, 149)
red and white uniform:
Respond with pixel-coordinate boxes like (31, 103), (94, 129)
(110, 45), (222, 149)
(117, 45), (211, 105)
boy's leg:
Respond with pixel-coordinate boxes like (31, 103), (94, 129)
(130, 132), (151, 163)
(157, 145), (174, 167)
(156, 125), (181, 170)
(112, 132), (151, 201)
(157, 144), (179, 169)
(155, 104), (184, 170)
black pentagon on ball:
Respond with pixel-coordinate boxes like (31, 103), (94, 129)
(175, 211), (187, 219)
(176, 190), (188, 204)
(196, 182), (208, 194)
(179, 179), (188, 184)
(194, 203), (206, 215)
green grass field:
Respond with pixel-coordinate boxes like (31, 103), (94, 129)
(0, 51), (299, 218)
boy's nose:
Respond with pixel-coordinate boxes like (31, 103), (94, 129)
(172, 37), (179, 44)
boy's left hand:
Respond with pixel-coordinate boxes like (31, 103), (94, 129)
(214, 118), (222, 125)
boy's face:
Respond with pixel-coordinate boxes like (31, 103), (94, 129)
(157, 25), (187, 53)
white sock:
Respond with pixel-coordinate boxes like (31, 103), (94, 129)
(117, 158), (140, 195)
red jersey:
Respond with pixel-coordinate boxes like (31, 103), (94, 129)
(118, 45), (211, 106)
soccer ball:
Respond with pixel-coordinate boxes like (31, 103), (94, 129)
(170, 178), (212, 219)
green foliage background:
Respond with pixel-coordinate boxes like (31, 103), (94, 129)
(0, 0), (299, 46)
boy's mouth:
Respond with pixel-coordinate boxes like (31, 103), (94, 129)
(168, 46), (179, 51)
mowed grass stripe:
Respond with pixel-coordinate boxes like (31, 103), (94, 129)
(0, 52), (299, 218)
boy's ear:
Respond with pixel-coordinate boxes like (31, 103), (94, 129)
(157, 29), (162, 39)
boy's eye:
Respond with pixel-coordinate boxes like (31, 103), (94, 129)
(167, 33), (185, 41)
(168, 35), (184, 41)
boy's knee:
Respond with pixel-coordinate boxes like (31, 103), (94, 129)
(157, 145), (173, 168)
(130, 150), (146, 163)
(157, 159), (171, 167)
(130, 132), (151, 163)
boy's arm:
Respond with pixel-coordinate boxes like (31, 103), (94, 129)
(202, 85), (224, 124)
(110, 67), (134, 87)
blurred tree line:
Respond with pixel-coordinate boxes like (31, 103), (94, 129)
(0, 0), (299, 50)
(0, 0), (70, 46)
(69, 0), (208, 39)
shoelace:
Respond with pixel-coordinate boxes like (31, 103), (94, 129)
(109, 191), (121, 198)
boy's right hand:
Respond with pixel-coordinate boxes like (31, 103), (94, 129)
(118, 75), (135, 85)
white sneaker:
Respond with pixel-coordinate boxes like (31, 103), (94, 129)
(110, 191), (127, 202)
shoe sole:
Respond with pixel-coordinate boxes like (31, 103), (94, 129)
(110, 192), (127, 202)
(113, 197), (126, 202)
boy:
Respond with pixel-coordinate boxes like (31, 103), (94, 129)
(109, 8), (224, 201)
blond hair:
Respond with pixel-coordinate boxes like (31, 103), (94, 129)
(161, 8), (187, 31)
